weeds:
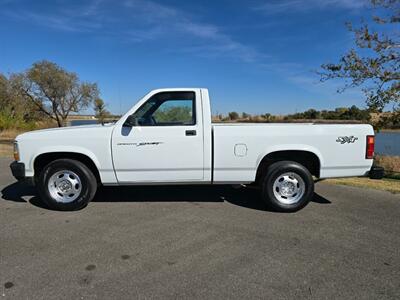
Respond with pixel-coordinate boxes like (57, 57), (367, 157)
(375, 155), (400, 179)
(0, 112), (36, 131)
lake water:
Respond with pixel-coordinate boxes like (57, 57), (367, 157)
(375, 132), (400, 156)
(69, 120), (400, 156)
(69, 120), (99, 126)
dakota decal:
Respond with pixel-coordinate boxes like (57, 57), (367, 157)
(117, 142), (163, 147)
(336, 136), (358, 144)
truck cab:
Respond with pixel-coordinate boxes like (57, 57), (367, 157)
(111, 88), (212, 183)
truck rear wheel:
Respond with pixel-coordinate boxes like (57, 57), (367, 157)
(261, 161), (314, 212)
(37, 159), (97, 211)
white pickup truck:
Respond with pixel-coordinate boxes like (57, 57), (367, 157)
(10, 88), (383, 212)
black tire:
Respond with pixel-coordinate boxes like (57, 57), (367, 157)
(37, 159), (97, 211)
(261, 161), (314, 212)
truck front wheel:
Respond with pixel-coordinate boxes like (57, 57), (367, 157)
(261, 161), (314, 212)
(37, 159), (97, 211)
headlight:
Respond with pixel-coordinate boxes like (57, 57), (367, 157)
(13, 141), (20, 161)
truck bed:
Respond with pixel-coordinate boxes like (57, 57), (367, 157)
(212, 123), (374, 183)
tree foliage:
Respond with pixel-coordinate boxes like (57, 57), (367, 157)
(154, 106), (192, 123)
(228, 111), (239, 120)
(242, 112), (250, 119)
(285, 106), (371, 121)
(0, 74), (7, 104)
(0, 73), (41, 129)
(375, 108), (400, 128)
(94, 98), (110, 124)
(319, 0), (399, 112)
(13, 60), (99, 127)
(262, 113), (276, 121)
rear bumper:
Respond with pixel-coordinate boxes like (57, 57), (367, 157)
(10, 161), (35, 185)
(368, 166), (384, 180)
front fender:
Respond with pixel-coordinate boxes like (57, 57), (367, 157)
(27, 146), (101, 177)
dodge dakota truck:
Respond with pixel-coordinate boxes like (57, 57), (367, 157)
(10, 88), (383, 212)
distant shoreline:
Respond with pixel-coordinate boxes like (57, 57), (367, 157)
(379, 129), (400, 133)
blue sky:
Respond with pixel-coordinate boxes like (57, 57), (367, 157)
(0, 0), (373, 115)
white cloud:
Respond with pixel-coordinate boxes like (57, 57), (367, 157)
(182, 22), (220, 39)
(2, 10), (99, 32)
(254, 0), (367, 14)
(0, 0), (264, 63)
(123, 0), (177, 19)
(258, 60), (364, 102)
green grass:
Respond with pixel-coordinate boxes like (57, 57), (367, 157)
(0, 112), (37, 131)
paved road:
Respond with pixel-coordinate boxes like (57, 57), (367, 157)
(0, 158), (399, 299)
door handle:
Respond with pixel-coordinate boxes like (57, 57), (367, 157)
(185, 130), (197, 136)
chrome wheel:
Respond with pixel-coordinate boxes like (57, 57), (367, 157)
(48, 170), (82, 203)
(272, 172), (305, 205)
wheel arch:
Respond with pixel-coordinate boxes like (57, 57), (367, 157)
(256, 149), (322, 183)
(33, 151), (102, 184)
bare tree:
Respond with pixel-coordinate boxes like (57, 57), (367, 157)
(319, 0), (399, 112)
(94, 98), (110, 124)
(13, 60), (99, 127)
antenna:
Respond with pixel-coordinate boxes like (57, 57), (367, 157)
(118, 84), (122, 116)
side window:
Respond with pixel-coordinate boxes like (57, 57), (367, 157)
(131, 92), (196, 126)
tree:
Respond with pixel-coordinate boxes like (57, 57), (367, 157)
(0, 73), (39, 121)
(228, 111), (239, 120)
(0, 74), (7, 104)
(375, 109), (400, 128)
(303, 109), (320, 119)
(242, 112), (250, 119)
(13, 60), (99, 127)
(94, 98), (110, 124)
(154, 106), (192, 123)
(319, 0), (399, 112)
(263, 113), (272, 121)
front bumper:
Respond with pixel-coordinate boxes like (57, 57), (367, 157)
(10, 161), (25, 180)
(10, 161), (35, 185)
(369, 166), (384, 180)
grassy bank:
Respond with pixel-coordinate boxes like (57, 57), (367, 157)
(325, 178), (400, 194)
(380, 129), (400, 133)
(0, 143), (12, 158)
(375, 155), (400, 180)
(0, 122), (57, 159)
(0, 129), (18, 159)
(0, 120), (56, 139)
(0, 128), (25, 141)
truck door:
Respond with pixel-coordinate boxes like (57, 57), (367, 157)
(111, 90), (204, 183)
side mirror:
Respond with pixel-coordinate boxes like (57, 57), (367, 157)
(123, 115), (137, 127)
